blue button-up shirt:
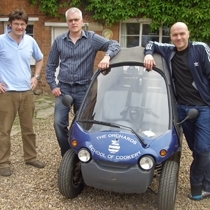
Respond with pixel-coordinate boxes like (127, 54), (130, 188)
(46, 30), (120, 90)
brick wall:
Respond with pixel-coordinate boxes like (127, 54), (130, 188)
(0, 0), (120, 93)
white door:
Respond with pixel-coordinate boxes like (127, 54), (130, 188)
(52, 27), (68, 84)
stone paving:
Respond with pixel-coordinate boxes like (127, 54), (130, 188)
(11, 93), (55, 136)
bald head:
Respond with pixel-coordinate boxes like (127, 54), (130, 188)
(170, 22), (190, 51)
(170, 22), (189, 33)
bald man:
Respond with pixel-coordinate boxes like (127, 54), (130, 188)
(144, 22), (210, 200)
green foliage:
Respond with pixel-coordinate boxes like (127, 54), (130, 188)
(28, 0), (210, 43)
(28, 0), (68, 17)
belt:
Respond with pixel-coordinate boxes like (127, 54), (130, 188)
(59, 82), (87, 87)
(69, 83), (86, 86)
(7, 90), (28, 92)
(70, 83), (82, 86)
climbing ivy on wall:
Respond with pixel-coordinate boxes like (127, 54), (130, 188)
(28, 0), (210, 43)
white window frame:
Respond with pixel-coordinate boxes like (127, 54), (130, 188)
(120, 18), (170, 48)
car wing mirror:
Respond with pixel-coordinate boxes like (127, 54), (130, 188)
(177, 108), (199, 125)
(62, 95), (73, 107)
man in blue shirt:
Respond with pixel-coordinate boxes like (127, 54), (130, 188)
(46, 7), (120, 157)
(0, 8), (45, 176)
(143, 22), (210, 200)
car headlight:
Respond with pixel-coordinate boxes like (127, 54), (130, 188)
(78, 148), (91, 162)
(139, 155), (154, 170)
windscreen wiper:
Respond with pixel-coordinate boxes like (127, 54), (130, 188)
(77, 120), (147, 148)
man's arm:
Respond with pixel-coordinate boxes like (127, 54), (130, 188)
(34, 59), (43, 77)
(91, 32), (120, 69)
(0, 82), (6, 93)
(143, 54), (156, 71)
(30, 59), (43, 90)
(143, 41), (158, 71)
(104, 40), (121, 59)
(98, 39), (120, 70)
(143, 41), (173, 70)
(201, 43), (210, 82)
(93, 34), (120, 59)
(98, 54), (111, 70)
(46, 40), (60, 91)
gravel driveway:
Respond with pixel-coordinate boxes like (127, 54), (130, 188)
(1, 114), (210, 210)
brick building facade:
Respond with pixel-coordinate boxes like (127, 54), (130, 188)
(0, 0), (120, 93)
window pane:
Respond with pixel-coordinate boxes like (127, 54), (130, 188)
(120, 23), (140, 48)
(127, 23), (140, 48)
(162, 37), (171, 43)
(162, 26), (170, 43)
(162, 26), (170, 36)
(142, 24), (159, 47)
(120, 22), (170, 47)
(26, 25), (34, 37)
(142, 24), (159, 35)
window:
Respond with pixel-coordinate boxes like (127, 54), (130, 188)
(120, 21), (170, 48)
(26, 24), (34, 37)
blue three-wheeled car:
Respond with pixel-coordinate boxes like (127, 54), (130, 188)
(58, 47), (197, 210)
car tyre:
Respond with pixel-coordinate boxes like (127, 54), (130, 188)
(58, 149), (84, 199)
(157, 160), (179, 210)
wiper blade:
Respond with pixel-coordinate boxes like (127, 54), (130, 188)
(77, 120), (147, 148)
(77, 120), (120, 128)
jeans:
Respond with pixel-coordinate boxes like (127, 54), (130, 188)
(0, 91), (37, 168)
(54, 82), (89, 156)
(178, 105), (210, 194)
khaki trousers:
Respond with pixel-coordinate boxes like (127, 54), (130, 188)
(0, 91), (37, 168)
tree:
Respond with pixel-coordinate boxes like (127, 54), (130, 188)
(28, 0), (210, 43)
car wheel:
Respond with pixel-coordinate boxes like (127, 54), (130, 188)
(157, 160), (179, 210)
(58, 149), (84, 199)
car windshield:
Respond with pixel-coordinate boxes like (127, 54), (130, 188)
(78, 65), (169, 138)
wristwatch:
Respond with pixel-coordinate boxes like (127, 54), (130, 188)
(35, 75), (40, 80)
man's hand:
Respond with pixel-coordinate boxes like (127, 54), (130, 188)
(143, 54), (156, 71)
(0, 82), (6, 93)
(30, 77), (38, 90)
(98, 55), (110, 70)
(52, 87), (61, 97)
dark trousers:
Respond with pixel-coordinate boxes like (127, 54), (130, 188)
(54, 83), (89, 156)
(178, 105), (210, 195)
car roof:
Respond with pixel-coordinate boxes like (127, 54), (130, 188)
(110, 46), (168, 74)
